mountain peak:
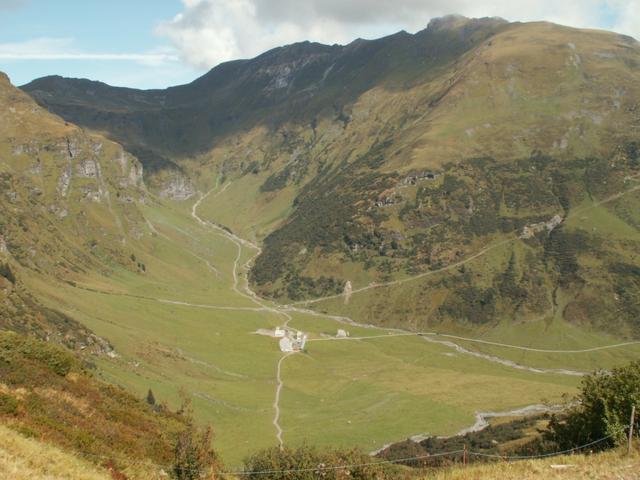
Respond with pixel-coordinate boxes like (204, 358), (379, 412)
(426, 14), (507, 32)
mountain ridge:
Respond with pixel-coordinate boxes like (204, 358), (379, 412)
(19, 16), (640, 338)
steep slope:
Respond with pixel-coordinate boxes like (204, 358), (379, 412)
(23, 16), (508, 195)
(0, 71), (147, 349)
(20, 18), (640, 339)
(0, 425), (110, 480)
(0, 331), (192, 479)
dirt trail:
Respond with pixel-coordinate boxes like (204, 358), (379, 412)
(291, 183), (640, 307)
(192, 185), (297, 444)
(273, 353), (293, 447)
(186, 181), (640, 445)
(291, 239), (515, 306)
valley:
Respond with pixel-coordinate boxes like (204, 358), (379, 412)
(17, 177), (638, 466)
(2, 13), (640, 476)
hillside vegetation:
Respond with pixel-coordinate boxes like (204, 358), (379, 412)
(0, 331), (195, 478)
(426, 447), (640, 479)
(21, 17), (640, 339)
(1, 14), (639, 473)
(0, 424), (111, 480)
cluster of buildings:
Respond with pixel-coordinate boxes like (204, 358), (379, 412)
(275, 327), (308, 352)
(271, 327), (350, 352)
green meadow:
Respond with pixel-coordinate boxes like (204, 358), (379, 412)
(22, 193), (640, 466)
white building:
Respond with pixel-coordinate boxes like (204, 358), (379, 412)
(279, 337), (294, 352)
(278, 331), (308, 352)
(274, 327), (285, 338)
(337, 329), (349, 338)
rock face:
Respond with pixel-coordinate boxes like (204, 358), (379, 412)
(520, 215), (564, 239)
(76, 159), (101, 178)
(57, 166), (72, 197)
(159, 174), (195, 200)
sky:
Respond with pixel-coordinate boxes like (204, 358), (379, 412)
(0, 0), (638, 89)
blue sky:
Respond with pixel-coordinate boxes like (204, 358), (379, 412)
(0, 0), (637, 89)
(0, 0), (202, 88)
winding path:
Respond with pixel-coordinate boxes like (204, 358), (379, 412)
(183, 181), (640, 446)
(291, 182), (640, 308)
(290, 239), (514, 306)
(273, 353), (293, 447)
(191, 185), (297, 442)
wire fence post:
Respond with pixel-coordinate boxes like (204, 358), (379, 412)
(629, 405), (636, 457)
(463, 444), (468, 466)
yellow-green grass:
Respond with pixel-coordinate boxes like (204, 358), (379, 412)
(279, 335), (576, 453)
(196, 173), (297, 243)
(424, 446), (640, 480)
(0, 425), (111, 480)
(566, 199), (640, 240)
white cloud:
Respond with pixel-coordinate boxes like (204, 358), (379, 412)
(0, 37), (179, 65)
(157, 0), (640, 70)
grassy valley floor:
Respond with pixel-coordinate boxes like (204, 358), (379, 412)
(16, 186), (638, 466)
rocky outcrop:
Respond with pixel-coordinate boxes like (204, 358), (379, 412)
(76, 159), (101, 178)
(158, 174), (195, 201)
(57, 166), (72, 197)
(520, 215), (563, 239)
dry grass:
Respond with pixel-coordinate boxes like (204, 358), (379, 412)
(426, 448), (640, 479)
(0, 425), (110, 480)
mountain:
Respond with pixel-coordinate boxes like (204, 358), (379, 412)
(21, 16), (640, 338)
(23, 16), (508, 194)
(0, 71), (152, 350)
(2, 14), (640, 473)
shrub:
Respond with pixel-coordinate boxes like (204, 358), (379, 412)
(544, 360), (640, 450)
(172, 423), (218, 480)
(243, 445), (399, 480)
(0, 262), (16, 284)
(0, 393), (19, 415)
(172, 395), (220, 480)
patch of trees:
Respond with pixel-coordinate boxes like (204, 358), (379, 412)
(284, 272), (342, 301)
(529, 361), (640, 453)
(260, 165), (292, 192)
(624, 141), (640, 166)
(379, 415), (545, 468)
(440, 285), (497, 325)
(497, 253), (528, 306)
(544, 226), (589, 286)
(0, 262), (16, 284)
(253, 167), (395, 285)
(584, 157), (614, 198)
(610, 262), (640, 335)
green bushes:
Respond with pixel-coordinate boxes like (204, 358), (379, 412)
(440, 286), (497, 325)
(243, 445), (400, 480)
(284, 273), (342, 301)
(0, 331), (191, 474)
(172, 423), (218, 480)
(543, 360), (640, 450)
(0, 262), (15, 284)
(0, 331), (83, 377)
(543, 226), (588, 286)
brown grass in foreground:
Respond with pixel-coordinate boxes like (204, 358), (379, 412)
(426, 447), (640, 480)
(0, 424), (110, 480)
